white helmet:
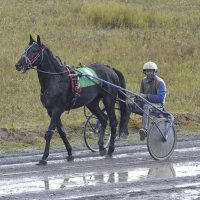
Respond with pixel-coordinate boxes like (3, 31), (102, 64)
(143, 61), (158, 71)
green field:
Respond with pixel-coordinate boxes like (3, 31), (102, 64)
(0, 0), (200, 137)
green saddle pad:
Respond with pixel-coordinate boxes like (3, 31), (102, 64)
(76, 67), (100, 87)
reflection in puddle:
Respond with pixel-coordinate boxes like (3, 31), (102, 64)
(171, 187), (200, 200)
(1, 162), (200, 196)
(146, 164), (176, 179)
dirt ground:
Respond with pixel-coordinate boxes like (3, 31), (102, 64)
(1, 131), (200, 200)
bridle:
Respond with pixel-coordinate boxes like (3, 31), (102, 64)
(22, 42), (45, 68)
(22, 42), (70, 75)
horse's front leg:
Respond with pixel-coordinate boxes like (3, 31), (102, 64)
(57, 119), (74, 161)
(38, 109), (62, 165)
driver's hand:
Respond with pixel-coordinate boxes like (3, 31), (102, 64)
(140, 93), (147, 98)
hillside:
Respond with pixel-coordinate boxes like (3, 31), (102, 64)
(1, 0), (200, 133)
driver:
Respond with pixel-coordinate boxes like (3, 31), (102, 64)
(128, 61), (166, 141)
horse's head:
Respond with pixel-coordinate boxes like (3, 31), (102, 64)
(15, 35), (45, 73)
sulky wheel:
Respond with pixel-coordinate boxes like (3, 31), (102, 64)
(83, 114), (111, 152)
(147, 118), (176, 160)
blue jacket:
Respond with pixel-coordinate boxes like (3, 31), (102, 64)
(140, 75), (166, 104)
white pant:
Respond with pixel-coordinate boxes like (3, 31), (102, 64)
(142, 103), (164, 130)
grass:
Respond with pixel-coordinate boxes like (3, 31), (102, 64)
(0, 0), (200, 149)
(81, 1), (200, 29)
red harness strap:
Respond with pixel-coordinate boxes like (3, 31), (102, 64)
(65, 65), (75, 92)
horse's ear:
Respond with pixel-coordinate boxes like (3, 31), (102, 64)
(29, 34), (35, 44)
(37, 35), (41, 44)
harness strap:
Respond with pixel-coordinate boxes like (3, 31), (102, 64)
(65, 65), (75, 92)
(65, 65), (81, 109)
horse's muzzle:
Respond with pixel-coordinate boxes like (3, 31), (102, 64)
(15, 63), (28, 73)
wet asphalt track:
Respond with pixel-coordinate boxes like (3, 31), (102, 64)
(1, 136), (200, 200)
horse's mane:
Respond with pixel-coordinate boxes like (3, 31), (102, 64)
(44, 45), (65, 72)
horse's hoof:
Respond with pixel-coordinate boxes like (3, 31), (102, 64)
(67, 155), (74, 161)
(106, 153), (113, 159)
(36, 159), (47, 165)
(107, 151), (113, 157)
(99, 148), (107, 156)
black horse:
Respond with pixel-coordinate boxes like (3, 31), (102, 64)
(15, 35), (129, 165)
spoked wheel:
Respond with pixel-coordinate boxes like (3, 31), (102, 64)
(83, 114), (111, 152)
(147, 118), (176, 160)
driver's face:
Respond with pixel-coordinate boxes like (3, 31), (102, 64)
(143, 69), (155, 79)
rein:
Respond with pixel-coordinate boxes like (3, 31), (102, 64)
(31, 66), (69, 75)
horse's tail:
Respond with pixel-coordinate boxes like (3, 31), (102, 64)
(112, 68), (129, 137)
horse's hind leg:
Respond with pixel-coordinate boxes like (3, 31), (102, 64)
(103, 99), (118, 157)
(57, 119), (74, 161)
(87, 102), (108, 156)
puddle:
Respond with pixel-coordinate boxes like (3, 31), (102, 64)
(1, 161), (200, 196)
(175, 147), (200, 153)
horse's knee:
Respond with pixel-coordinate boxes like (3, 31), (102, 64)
(57, 126), (66, 139)
(57, 125), (65, 133)
(44, 130), (54, 141)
